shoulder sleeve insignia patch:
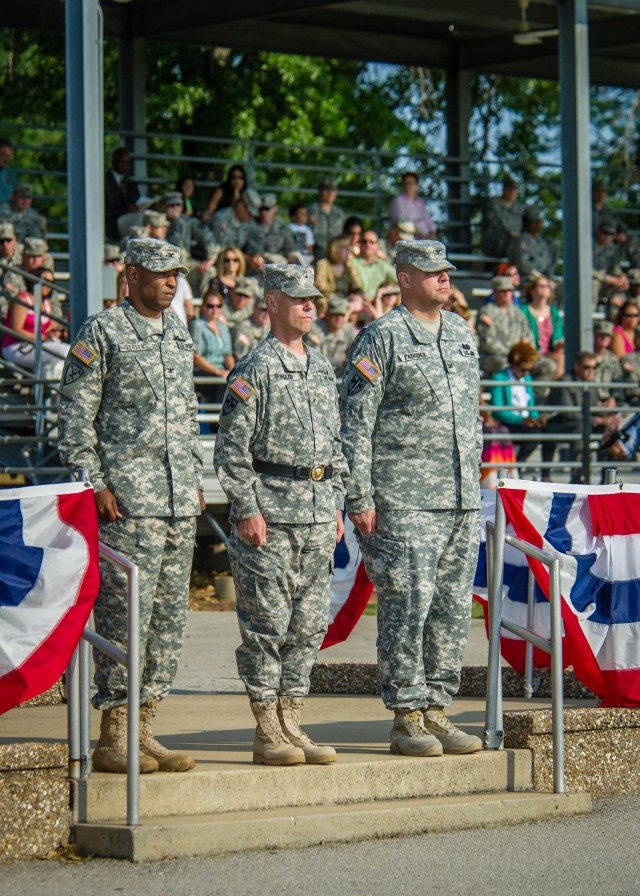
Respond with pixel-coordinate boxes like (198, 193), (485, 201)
(70, 340), (97, 366)
(355, 356), (381, 382)
(229, 376), (254, 401)
(221, 393), (239, 416)
(347, 374), (367, 396)
(64, 362), (85, 386)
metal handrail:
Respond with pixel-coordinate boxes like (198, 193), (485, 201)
(484, 474), (566, 793)
(67, 541), (141, 827)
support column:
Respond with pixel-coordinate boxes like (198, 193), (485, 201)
(446, 66), (472, 254)
(118, 9), (147, 183)
(559, 0), (593, 361)
(65, 0), (104, 331)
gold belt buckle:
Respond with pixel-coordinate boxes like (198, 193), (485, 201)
(309, 464), (325, 482)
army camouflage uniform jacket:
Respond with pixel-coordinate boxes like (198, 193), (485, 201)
(58, 301), (203, 518)
(214, 332), (347, 525)
(339, 305), (482, 514)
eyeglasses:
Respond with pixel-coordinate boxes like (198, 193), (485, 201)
(582, 365), (597, 371)
(224, 257), (240, 263)
(361, 238), (378, 245)
(0, 238), (13, 244)
(518, 366), (534, 373)
(205, 303), (222, 309)
(623, 311), (640, 317)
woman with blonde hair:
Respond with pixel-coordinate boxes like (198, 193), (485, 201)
(520, 271), (564, 380)
(207, 245), (248, 306)
(314, 236), (362, 298)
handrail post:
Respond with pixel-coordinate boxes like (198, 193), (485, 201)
(581, 386), (591, 484)
(79, 638), (91, 776)
(66, 646), (81, 780)
(549, 556), (565, 793)
(523, 569), (536, 698)
(485, 472), (507, 749)
(126, 561), (140, 826)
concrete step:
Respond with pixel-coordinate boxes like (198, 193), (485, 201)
(74, 791), (592, 861)
(76, 750), (532, 822)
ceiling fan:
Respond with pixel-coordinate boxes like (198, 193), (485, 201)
(513, 0), (559, 45)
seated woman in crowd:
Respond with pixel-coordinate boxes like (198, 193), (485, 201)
(200, 164), (247, 224)
(490, 341), (545, 463)
(207, 245), (250, 306)
(1, 267), (70, 381)
(611, 301), (640, 357)
(519, 271), (565, 381)
(192, 287), (234, 378)
(314, 236), (363, 299)
(175, 175), (196, 216)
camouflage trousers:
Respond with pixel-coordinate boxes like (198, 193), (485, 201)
(358, 509), (480, 711)
(228, 521), (335, 703)
(92, 515), (197, 710)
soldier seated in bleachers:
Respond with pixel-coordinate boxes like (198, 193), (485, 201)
(0, 182), (46, 244)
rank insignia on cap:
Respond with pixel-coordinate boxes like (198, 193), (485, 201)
(229, 376), (254, 401)
(70, 340), (97, 366)
(355, 356), (381, 382)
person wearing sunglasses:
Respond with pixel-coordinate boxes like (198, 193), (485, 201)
(611, 301), (640, 358)
(352, 230), (398, 302)
(192, 286), (234, 382)
(0, 221), (26, 305)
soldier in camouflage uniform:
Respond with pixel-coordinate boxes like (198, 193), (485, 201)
(339, 240), (483, 758)
(214, 264), (347, 766)
(0, 182), (46, 243)
(210, 189), (261, 255)
(481, 174), (523, 258)
(309, 177), (345, 260)
(507, 206), (558, 281)
(305, 296), (357, 376)
(58, 238), (204, 775)
(232, 296), (270, 358)
(476, 276), (534, 376)
(246, 193), (295, 269)
(0, 221), (25, 314)
(592, 218), (630, 313)
(593, 319), (624, 403)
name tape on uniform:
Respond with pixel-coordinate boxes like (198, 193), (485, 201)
(70, 341), (97, 366)
(229, 376), (254, 401)
(355, 356), (381, 382)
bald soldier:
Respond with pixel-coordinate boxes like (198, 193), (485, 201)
(58, 238), (204, 775)
(214, 264), (347, 766)
(339, 240), (483, 758)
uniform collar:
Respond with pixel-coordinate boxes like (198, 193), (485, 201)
(122, 299), (176, 341)
(398, 303), (443, 345)
(266, 331), (310, 371)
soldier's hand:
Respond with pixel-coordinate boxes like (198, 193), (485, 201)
(198, 489), (206, 512)
(95, 487), (123, 522)
(335, 509), (345, 544)
(238, 513), (267, 546)
(348, 509), (377, 536)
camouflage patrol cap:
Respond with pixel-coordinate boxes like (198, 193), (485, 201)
(260, 193), (278, 210)
(124, 238), (188, 274)
(628, 268), (640, 285)
(127, 225), (148, 239)
(234, 285), (254, 299)
(14, 182), (33, 198)
(593, 319), (614, 336)
(0, 222), (15, 239)
(523, 205), (543, 222)
(395, 240), (456, 273)
(104, 243), (121, 262)
(255, 295), (268, 309)
(23, 237), (49, 256)
(241, 188), (261, 217)
(264, 263), (322, 298)
(492, 275), (514, 291)
(597, 217), (617, 235)
(144, 209), (170, 227)
(327, 296), (350, 315)
(163, 191), (184, 206)
(319, 176), (337, 191)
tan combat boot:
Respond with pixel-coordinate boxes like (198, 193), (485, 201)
(140, 699), (196, 772)
(93, 705), (159, 774)
(277, 696), (337, 765)
(422, 706), (483, 754)
(250, 700), (305, 766)
(390, 709), (443, 757)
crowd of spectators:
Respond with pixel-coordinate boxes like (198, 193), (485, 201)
(4, 136), (640, 478)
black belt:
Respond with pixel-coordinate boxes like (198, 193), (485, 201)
(252, 459), (333, 481)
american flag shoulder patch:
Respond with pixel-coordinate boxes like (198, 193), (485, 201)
(229, 376), (254, 401)
(70, 340), (97, 366)
(355, 356), (381, 382)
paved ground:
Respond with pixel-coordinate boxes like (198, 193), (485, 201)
(3, 795), (639, 894)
